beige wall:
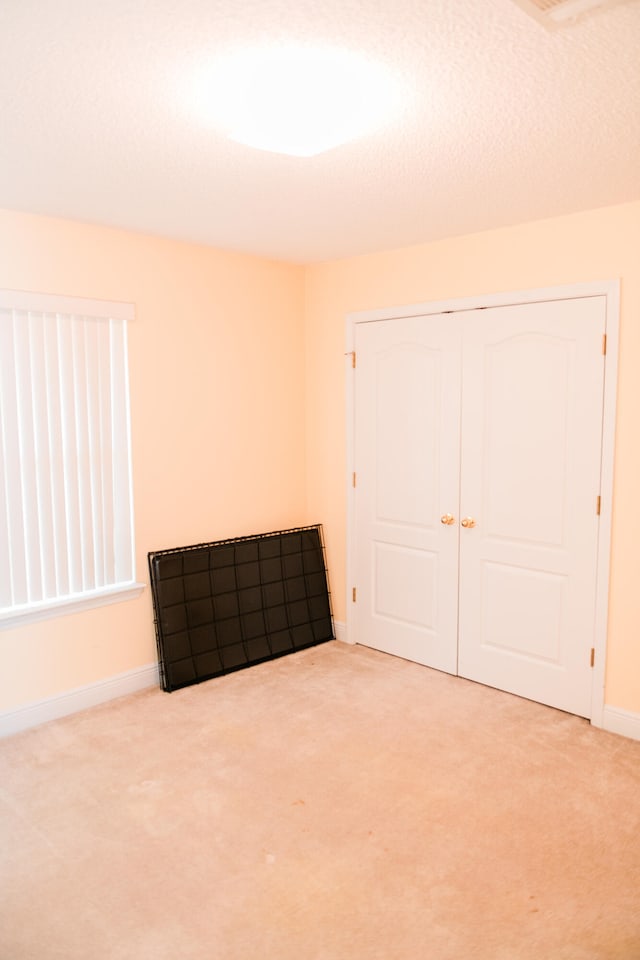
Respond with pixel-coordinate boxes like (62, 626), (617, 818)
(0, 210), (306, 711)
(304, 200), (640, 714)
(2, 200), (639, 719)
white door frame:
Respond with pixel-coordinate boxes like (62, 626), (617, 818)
(345, 280), (620, 728)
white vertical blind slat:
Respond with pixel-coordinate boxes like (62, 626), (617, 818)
(3, 312), (29, 604)
(72, 315), (95, 591)
(44, 314), (69, 597)
(110, 318), (133, 583)
(29, 312), (57, 600)
(98, 319), (115, 584)
(57, 313), (83, 594)
(84, 317), (105, 588)
(17, 314), (42, 602)
(0, 322), (12, 604)
(0, 310), (23, 605)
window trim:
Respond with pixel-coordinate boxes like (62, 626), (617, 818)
(1, 289), (135, 323)
(0, 288), (144, 628)
(0, 581), (145, 630)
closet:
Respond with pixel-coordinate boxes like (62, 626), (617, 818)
(351, 293), (610, 717)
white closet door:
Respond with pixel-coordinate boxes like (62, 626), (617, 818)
(353, 314), (461, 673)
(457, 298), (606, 716)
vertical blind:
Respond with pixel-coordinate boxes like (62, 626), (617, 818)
(0, 291), (135, 616)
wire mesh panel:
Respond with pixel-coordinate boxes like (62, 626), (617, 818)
(148, 525), (334, 692)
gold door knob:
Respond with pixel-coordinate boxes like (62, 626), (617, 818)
(440, 513), (455, 525)
(461, 517), (476, 529)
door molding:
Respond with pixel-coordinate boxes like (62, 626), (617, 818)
(346, 281), (620, 728)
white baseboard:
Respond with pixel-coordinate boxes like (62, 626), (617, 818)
(6, 646), (635, 744)
(2, 628), (349, 737)
(333, 619), (349, 644)
(0, 662), (159, 738)
(329, 627), (640, 742)
(601, 705), (640, 742)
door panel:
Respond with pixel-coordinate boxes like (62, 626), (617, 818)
(480, 332), (571, 546)
(457, 298), (605, 716)
(374, 541), (437, 628)
(479, 562), (566, 663)
(354, 315), (461, 673)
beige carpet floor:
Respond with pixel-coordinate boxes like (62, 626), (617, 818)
(1, 640), (639, 960)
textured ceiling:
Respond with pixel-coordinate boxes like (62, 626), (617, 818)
(1, 0), (639, 263)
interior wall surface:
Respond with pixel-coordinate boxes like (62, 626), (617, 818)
(3, 201), (639, 719)
(0, 209), (306, 712)
(303, 200), (640, 714)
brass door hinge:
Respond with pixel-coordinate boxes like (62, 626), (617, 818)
(352, 587), (357, 602)
(352, 351), (356, 368)
(596, 495), (601, 516)
(602, 334), (607, 355)
(590, 648), (595, 668)
(352, 472), (356, 487)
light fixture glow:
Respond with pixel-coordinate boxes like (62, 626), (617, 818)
(196, 45), (404, 157)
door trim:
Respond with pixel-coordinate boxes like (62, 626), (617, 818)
(346, 281), (620, 728)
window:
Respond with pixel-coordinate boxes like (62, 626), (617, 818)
(0, 290), (142, 628)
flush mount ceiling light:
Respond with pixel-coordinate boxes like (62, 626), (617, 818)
(196, 45), (405, 157)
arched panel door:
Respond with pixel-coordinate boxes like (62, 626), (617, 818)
(457, 298), (605, 716)
(354, 313), (461, 674)
(353, 296), (606, 717)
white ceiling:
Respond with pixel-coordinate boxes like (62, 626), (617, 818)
(1, 0), (639, 263)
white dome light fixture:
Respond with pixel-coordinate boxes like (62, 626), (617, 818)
(198, 45), (405, 158)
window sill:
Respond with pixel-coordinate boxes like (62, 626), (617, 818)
(0, 582), (146, 630)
